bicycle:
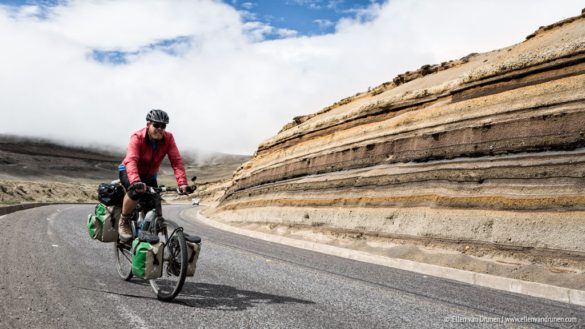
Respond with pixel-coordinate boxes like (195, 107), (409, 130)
(114, 178), (200, 301)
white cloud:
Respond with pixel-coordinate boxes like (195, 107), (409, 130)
(241, 20), (300, 41)
(275, 28), (299, 38)
(0, 0), (583, 155)
(238, 9), (257, 21)
(242, 20), (275, 41)
(326, 0), (343, 10)
(289, 0), (322, 9)
(241, 2), (256, 10)
(314, 18), (334, 29)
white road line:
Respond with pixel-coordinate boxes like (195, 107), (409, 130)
(108, 294), (150, 329)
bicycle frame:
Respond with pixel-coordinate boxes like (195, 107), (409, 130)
(135, 190), (164, 234)
(133, 186), (193, 256)
(115, 177), (198, 301)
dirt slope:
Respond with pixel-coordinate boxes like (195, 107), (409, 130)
(208, 11), (585, 288)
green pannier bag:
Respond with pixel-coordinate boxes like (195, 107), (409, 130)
(185, 235), (202, 277)
(86, 203), (120, 242)
(131, 236), (163, 279)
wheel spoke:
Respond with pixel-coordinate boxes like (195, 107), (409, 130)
(114, 242), (134, 281)
(122, 251), (132, 263)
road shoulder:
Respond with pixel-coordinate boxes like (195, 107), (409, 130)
(181, 206), (585, 307)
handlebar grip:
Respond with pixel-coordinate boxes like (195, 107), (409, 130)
(154, 185), (196, 194)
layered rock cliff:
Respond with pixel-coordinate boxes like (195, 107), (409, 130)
(213, 13), (585, 256)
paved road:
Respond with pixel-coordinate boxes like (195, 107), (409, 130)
(0, 204), (584, 328)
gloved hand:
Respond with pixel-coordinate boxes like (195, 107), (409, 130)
(178, 185), (197, 194)
(132, 181), (147, 192)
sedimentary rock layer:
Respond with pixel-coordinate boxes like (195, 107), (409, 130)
(215, 13), (585, 254)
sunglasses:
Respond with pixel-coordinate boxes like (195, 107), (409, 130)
(152, 122), (166, 129)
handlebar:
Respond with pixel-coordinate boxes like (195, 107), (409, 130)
(138, 175), (197, 195)
(148, 185), (197, 195)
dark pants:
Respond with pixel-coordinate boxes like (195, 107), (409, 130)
(119, 167), (158, 201)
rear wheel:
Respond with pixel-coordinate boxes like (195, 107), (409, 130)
(149, 220), (187, 301)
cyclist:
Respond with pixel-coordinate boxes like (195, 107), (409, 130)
(118, 109), (189, 240)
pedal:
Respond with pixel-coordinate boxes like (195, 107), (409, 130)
(118, 239), (133, 249)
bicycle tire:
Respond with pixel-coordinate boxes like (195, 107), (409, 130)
(114, 241), (133, 281)
(149, 220), (188, 301)
(114, 220), (136, 281)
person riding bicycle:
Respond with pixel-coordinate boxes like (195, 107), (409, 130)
(118, 109), (189, 240)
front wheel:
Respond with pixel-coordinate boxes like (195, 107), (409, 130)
(114, 241), (133, 281)
(114, 221), (136, 281)
(149, 220), (188, 301)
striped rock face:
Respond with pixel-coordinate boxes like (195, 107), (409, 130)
(216, 14), (585, 254)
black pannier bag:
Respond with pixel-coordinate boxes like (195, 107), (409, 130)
(97, 182), (125, 206)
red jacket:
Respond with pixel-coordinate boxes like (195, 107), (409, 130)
(122, 127), (188, 186)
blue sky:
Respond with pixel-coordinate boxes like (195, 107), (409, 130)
(0, 0), (583, 154)
(230, 0), (384, 38)
(2, 0), (384, 38)
(1, 0), (384, 65)
(0, 0), (56, 4)
(2, 0), (383, 33)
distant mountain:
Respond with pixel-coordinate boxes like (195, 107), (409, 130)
(0, 134), (123, 162)
(0, 134), (249, 184)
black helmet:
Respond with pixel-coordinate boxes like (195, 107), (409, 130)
(146, 109), (169, 124)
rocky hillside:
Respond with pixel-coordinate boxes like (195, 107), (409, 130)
(0, 135), (248, 204)
(213, 12), (585, 258)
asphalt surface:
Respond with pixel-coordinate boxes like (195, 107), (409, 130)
(0, 204), (584, 329)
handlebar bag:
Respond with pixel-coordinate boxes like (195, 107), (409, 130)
(86, 203), (120, 242)
(131, 238), (163, 279)
(185, 235), (202, 277)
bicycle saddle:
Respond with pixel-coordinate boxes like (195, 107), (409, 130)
(184, 234), (201, 243)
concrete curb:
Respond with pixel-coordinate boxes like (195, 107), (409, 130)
(190, 209), (585, 307)
(0, 203), (50, 216)
(0, 202), (95, 217)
